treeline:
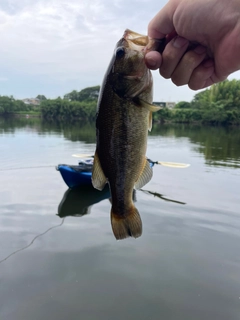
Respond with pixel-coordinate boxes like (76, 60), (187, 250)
(153, 79), (240, 125)
(0, 96), (35, 114)
(41, 86), (99, 120)
(41, 99), (97, 120)
(0, 87), (100, 120)
(0, 94), (47, 115)
(1, 80), (240, 124)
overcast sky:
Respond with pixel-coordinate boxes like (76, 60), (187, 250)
(0, 0), (239, 102)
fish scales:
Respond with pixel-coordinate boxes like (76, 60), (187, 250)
(97, 92), (149, 210)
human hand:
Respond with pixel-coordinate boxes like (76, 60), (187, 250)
(145, 0), (240, 90)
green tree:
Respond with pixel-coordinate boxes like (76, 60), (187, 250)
(36, 95), (47, 101)
(63, 86), (100, 102)
(175, 101), (191, 109)
(78, 86), (100, 101)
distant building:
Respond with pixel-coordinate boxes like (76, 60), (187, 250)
(22, 98), (40, 106)
(153, 101), (166, 108)
(166, 102), (176, 109)
(153, 101), (176, 109)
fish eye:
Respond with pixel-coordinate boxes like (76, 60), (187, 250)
(115, 47), (125, 58)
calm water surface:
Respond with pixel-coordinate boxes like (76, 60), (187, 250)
(0, 117), (240, 320)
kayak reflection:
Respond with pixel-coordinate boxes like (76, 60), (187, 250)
(57, 185), (111, 218)
(57, 185), (185, 221)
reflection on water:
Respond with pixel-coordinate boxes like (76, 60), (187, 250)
(0, 116), (96, 143)
(140, 189), (186, 205)
(58, 185), (111, 218)
(0, 219), (65, 264)
(57, 185), (186, 239)
(0, 116), (240, 320)
(2, 116), (239, 167)
(150, 123), (240, 168)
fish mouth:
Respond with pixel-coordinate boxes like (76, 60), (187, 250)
(123, 29), (166, 54)
(123, 29), (149, 48)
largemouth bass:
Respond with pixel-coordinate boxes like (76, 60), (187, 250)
(92, 29), (160, 240)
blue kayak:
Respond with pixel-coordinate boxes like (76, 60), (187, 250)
(56, 158), (155, 189)
(56, 159), (93, 188)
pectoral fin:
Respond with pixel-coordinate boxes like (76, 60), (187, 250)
(148, 112), (152, 131)
(138, 99), (162, 112)
(92, 151), (107, 190)
(135, 158), (153, 189)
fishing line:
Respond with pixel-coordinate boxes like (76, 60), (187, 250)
(0, 218), (65, 264)
(0, 165), (55, 171)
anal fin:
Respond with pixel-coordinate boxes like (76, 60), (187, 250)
(135, 158), (153, 189)
(91, 151), (107, 190)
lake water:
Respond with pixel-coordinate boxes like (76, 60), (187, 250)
(0, 117), (240, 320)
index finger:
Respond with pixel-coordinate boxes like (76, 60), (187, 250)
(148, 2), (177, 39)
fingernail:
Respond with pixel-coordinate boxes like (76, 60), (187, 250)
(194, 46), (206, 54)
(203, 59), (214, 68)
(173, 36), (188, 48)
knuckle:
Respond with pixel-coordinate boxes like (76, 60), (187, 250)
(184, 51), (205, 68)
(162, 50), (177, 62)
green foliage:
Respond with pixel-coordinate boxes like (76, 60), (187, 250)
(192, 79), (240, 109)
(175, 101), (191, 109)
(41, 86), (100, 120)
(36, 95), (47, 101)
(0, 96), (34, 114)
(63, 90), (79, 101)
(40, 98), (97, 120)
(64, 86), (100, 102)
(0, 87), (99, 120)
(154, 79), (240, 125)
(2, 80), (240, 124)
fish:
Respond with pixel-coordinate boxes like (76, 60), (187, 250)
(92, 29), (160, 240)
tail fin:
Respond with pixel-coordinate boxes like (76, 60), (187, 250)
(111, 206), (142, 240)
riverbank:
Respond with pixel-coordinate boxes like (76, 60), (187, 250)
(3, 112), (42, 118)
(153, 108), (240, 126)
